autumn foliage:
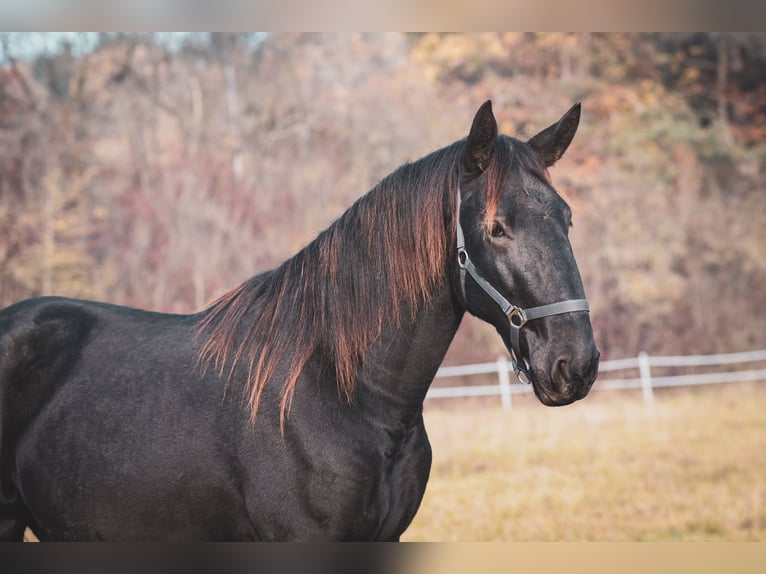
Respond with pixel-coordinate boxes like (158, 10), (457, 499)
(1, 33), (765, 365)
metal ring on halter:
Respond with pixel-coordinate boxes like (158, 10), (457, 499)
(457, 248), (468, 268)
(511, 349), (532, 384)
(515, 365), (531, 385)
(508, 307), (527, 330)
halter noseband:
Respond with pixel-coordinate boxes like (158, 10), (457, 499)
(455, 184), (590, 384)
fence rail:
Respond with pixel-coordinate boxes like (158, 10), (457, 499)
(427, 349), (766, 408)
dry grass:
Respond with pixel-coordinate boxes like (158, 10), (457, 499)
(402, 383), (766, 541)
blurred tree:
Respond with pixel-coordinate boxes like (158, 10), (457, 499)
(0, 33), (103, 303)
(1, 32), (764, 365)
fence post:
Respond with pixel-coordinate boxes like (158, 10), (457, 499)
(497, 356), (512, 410)
(638, 351), (654, 403)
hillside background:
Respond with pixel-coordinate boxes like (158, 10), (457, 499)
(2, 32), (765, 365)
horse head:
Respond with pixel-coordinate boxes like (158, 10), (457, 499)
(455, 101), (600, 405)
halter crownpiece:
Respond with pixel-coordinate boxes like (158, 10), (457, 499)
(455, 184), (590, 384)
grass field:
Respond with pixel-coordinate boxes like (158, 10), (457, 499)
(402, 383), (766, 541)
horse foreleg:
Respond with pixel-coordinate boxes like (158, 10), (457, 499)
(0, 498), (29, 541)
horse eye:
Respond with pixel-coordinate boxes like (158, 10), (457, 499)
(490, 222), (506, 238)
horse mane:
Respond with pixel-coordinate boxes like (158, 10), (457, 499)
(196, 141), (465, 428)
(196, 135), (547, 428)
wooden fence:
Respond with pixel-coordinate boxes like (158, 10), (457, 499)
(427, 349), (766, 409)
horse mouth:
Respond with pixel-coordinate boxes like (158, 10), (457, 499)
(527, 368), (591, 407)
(531, 381), (581, 406)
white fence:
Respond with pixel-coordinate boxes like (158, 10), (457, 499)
(427, 349), (766, 409)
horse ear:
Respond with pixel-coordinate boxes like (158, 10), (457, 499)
(527, 102), (581, 167)
(463, 100), (498, 175)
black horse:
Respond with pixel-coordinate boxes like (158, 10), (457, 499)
(0, 101), (599, 541)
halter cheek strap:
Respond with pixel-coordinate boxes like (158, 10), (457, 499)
(455, 184), (590, 383)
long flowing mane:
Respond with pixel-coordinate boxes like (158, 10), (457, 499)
(196, 142), (466, 427)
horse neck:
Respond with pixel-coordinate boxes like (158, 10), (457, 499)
(355, 278), (464, 432)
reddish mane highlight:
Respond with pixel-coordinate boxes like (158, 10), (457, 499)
(196, 142), (465, 428)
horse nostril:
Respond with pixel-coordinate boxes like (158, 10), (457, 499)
(552, 356), (572, 387)
(553, 351), (599, 390)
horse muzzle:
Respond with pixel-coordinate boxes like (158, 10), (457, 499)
(529, 344), (600, 406)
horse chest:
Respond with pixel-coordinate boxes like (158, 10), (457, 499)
(330, 420), (433, 540)
(243, 418), (432, 541)
(371, 421), (433, 540)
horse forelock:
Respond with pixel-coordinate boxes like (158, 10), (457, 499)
(482, 137), (551, 231)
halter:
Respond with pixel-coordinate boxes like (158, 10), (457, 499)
(455, 184), (590, 384)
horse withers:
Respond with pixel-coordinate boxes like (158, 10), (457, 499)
(0, 101), (598, 540)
